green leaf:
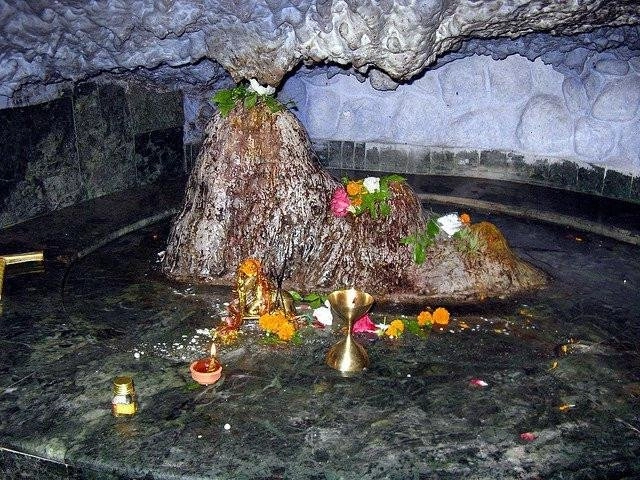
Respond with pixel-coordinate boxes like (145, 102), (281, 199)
(414, 245), (426, 264)
(244, 92), (257, 109)
(379, 202), (391, 217)
(288, 290), (303, 302)
(405, 319), (428, 338)
(263, 95), (282, 113)
(212, 89), (235, 117)
(303, 292), (320, 302)
(213, 89), (232, 104)
(261, 335), (280, 346)
(384, 174), (406, 184)
(427, 219), (440, 237)
(400, 234), (415, 245)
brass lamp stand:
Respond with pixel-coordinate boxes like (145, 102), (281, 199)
(325, 288), (374, 374)
(0, 251), (44, 301)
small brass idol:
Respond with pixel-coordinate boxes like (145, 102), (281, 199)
(325, 288), (374, 374)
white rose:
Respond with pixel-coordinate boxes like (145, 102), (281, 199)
(363, 176), (380, 193)
(436, 213), (463, 236)
(248, 78), (276, 96)
(313, 306), (333, 326)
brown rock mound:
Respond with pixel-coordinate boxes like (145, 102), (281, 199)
(163, 104), (546, 303)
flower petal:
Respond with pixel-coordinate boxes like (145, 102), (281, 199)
(469, 378), (489, 388)
(519, 432), (537, 442)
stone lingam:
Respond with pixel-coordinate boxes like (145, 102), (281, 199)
(162, 100), (546, 304)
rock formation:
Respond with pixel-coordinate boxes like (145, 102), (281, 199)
(1, 1), (639, 108)
(163, 104), (546, 303)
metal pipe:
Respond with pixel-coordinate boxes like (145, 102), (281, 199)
(1, 251), (44, 265)
(0, 251), (44, 302)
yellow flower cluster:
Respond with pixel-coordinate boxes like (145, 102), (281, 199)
(417, 307), (450, 326)
(384, 319), (405, 338)
(258, 310), (296, 341)
(418, 307), (450, 327)
(432, 307), (450, 326)
(417, 310), (432, 326)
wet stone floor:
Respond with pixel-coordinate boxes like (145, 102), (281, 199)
(0, 195), (639, 479)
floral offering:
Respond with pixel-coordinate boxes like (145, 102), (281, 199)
(331, 174), (405, 218)
(417, 310), (432, 326)
(258, 310), (296, 341)
(384, 319), (405, 338)
(432, 307), (450, 326)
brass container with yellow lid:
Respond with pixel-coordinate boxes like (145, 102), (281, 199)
(111, 376), (138, 416)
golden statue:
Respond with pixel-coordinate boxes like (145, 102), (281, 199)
(219, 258), (295, 336)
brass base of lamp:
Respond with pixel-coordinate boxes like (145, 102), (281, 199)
(325, 334), (369, 373)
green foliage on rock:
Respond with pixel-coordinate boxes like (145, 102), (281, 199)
(400, 219), (440, 264)
(211, 83), (295, 117)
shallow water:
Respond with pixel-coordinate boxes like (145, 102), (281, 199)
(1, 205), (639, 479)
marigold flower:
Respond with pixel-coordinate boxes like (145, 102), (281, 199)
(259, 310), (286, 333)
(350, 196), (363, 207)
(432, 307), (450, 326)
(276, 320), (295, 341)
(259, 310), (296, 341)
(417, 310), (432, 326)
(346, 180), (364, 196)
(459, 213), (471, 224)
(385, 319), (405, 338)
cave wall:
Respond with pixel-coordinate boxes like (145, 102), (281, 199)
(276, 50), (640, 202)
(0, 83), (185, 228)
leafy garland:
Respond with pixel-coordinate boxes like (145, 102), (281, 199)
(211, 83), (295, 117)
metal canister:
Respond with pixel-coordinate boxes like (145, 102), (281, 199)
(111, 376), (138, 417)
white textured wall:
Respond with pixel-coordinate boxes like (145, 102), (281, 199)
(281, 53), (640, 175)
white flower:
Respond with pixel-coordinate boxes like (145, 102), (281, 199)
(248, 78), (275, 96)
(436, 213), (463, 236)
(347, 205), (357, 214)
(363, 176), (380, 193)
(313, 306), (333, 326)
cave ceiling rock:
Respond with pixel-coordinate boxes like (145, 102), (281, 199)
(1, 0), (640, 107)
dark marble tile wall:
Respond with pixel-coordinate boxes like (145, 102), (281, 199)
(0, 83), (185, 228)
(307, 140), (640, 204)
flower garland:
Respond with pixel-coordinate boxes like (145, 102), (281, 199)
(352, 307), (451, 339)
(218, 292), (451, 345)
(331, 174), (405, 218)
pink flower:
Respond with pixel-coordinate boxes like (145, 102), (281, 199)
(519, 432), (537, 442)
(469, 378), (489, 388)
(330, 187), (350, 217)
(353, 314), (377, 333)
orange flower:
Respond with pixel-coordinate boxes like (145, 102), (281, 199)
(432, 307), (450, 326)
(239, 258), (260, 276)
(346, 180), (364, 196)
(351, 196), (363, 207)
(276, 321), (295, 341)
(259, 310), (296, 341)
(258, 310), (285, 333)
(417, 310), (432, 326)
(459, 213), (471, 224)
(385, 319), (405, 338)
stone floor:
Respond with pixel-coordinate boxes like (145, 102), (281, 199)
(0, 177), (639, 479)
